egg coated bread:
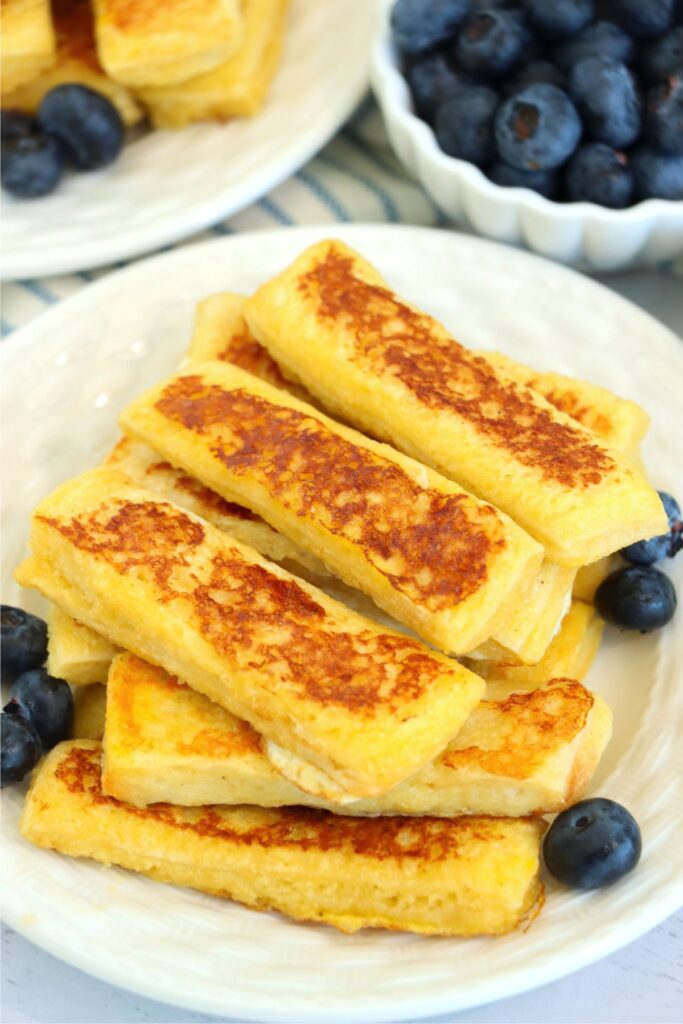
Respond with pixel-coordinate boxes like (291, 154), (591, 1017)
(92, 0), (243, 89)
(22, 740), (546, 936)
(0, 0), (55, 94)
(15, 468), (485, 801)
(138, 0), (288, 128)
(244, 240), (666, 566)
(120, 360), (544, 655)
(103, 653), (612, 818)
(2, 0), (143, 125)
(477, 600), (604, 695)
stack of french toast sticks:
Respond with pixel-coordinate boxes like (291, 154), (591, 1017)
(1, 0), (289, 127)
(17, 240), (667, 937)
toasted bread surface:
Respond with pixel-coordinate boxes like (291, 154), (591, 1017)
(47, 604), (119, 685)
(106, 436), (327, 575)
(2, 0), (142, 123)
(120, 361), (543, 654)
(480, 601), (604, 693)
(16, 468), (485, 800)
(244, 240), (666, 565)
(22, 741), (545, 936)
(138, 0), (288, 127)
(0, 0), (55, 93)
(573, 555), (620, 604)
(92, 0), (243, 89)
(184, 291), (311, 400)
(103, 653), (611, 817)
(477, 351), (649, 454)
(473, 561), (576, 666)
(73, 683), (106, 740)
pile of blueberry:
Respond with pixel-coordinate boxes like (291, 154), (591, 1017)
(391, 0), (683, 206)
(1, 84), (124, 200)
(1, 607), (73, 786)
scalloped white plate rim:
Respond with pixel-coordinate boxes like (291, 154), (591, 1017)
(0, 0), (373, 281)
(2, 225), (683, 1024)
(370, 6), (679, 224)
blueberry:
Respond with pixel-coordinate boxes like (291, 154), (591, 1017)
(565, 143), (634, 207)
(7, 669), (73, 751)
(553, 21), (636, 73)
(595, 566), (677, 631)
(611, 0), (675, 39)
(544, 799), (641, 889)
(644, 75), (683, 155)
(407, 53), (471, 121)
(631, 146), (683, 199)
(434, 84), (498, 166)
(1, 711), (42, 787)
(503, 60), (566, 96)
(569, 56), (641, 148)
(390, 0), (472, 57)
(621, 492), (683, 564)
(522, 0), (593, 39)
(455, 9), (530, 79)
(1, 606), (48, 680)
(39, 85), (123, 171)
(1, 127), (64, 199)
(488, 160), (559, 198)
(639, 27), (683, 83)
(495, 84), (582, 170)
(1, 109), (37, 141)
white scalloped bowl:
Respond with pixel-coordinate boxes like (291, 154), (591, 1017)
(371, 0), (683, 272)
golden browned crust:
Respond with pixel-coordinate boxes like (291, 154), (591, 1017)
(296, 247), (615, 489)
(102, 0), (218, 33)
(143, 458), (257, 522)
(443, 680), (594, 780)
(153, 375), (504, 612)
(38, 497), (450, 713)
(111, 657), (263, 758)
(56, 744), (542, 862)
(217, 330), (296, 389)
(51, 0), (100, 70)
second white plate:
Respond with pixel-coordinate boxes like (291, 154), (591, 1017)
(2, 225), (683, 1022)
(0, 0), (373, 280)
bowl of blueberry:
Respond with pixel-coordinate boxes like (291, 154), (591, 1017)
(372, 0), (683, 270)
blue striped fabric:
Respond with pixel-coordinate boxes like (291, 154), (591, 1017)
(1, 96), (680, 335)
(1, 98), (448, 335)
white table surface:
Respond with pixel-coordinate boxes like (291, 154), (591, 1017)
(2, 266), (682, 1024)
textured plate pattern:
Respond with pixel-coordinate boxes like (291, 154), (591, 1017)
(371, 0), (683, 273)
(2, 226), (683, 1023)
(0, 0), (373, 280)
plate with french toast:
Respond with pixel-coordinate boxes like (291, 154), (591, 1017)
(0, 0), (373, 280)
(2, 225), (683, 1022)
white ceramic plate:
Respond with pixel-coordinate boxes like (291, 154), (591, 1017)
(0, 0), (373, 281)
(2, 226), (682, 1023)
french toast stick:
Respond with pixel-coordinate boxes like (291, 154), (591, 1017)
(103, 653), (612, 817)
(477, 601), (604, 695)
(2, 0), (143, 125)
(47, 604), (119, 685)
(22, 741), (546, 936)
(138, 0), (288, 128)
(15, 468), (485, 801)
(0, 0), (55, 94)
(120, 361), (544, 655)
(47, 435), (330, 688)
(92, 0), (243, 89)
(243, 240), (666, 566)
